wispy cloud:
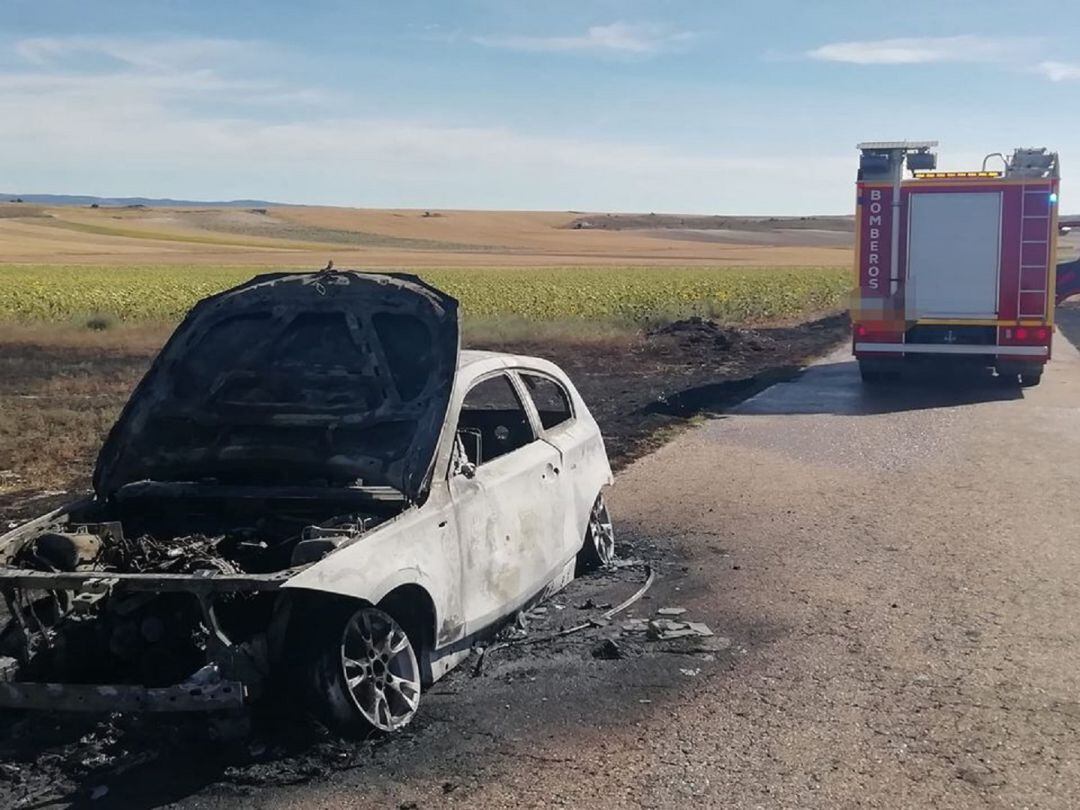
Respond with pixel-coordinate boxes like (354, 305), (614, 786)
(13, 35), (256, 73)
(473, 22), (693, 55)
(6, 35), (326, 107)
(807, 35), (1029, 65)
(1036, 60), (1080, 82)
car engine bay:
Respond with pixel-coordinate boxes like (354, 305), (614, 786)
(0, 484), (405, 700)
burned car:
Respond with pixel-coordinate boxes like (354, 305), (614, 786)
(0, 270), (615, 733)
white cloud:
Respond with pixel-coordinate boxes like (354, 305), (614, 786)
(1036, 60), (1080, 82)
(807, 35), (1028, 65)
(473, 22), (692, 55)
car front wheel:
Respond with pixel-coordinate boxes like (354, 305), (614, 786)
(310, 605), (422, 734)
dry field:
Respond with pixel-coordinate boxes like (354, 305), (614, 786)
(0, 202), (853, 267)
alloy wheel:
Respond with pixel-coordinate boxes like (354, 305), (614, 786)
(339, 607), (421, 731)
(588, 495), (616, 567)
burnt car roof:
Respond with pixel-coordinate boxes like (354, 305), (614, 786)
(93, 270), (460, 502)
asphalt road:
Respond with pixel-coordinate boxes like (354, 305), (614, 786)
(224, 311), (1080, 810)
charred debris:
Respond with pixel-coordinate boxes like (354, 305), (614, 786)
(0, 482), (408, 711)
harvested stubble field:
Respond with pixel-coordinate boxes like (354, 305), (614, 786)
(0, 203), (853, 266)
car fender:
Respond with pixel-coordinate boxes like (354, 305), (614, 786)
(281, 493), (464, 648)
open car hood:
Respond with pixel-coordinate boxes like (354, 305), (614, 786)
(93, 271), (460, 503)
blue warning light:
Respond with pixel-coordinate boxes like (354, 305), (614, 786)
(1049, 192), (1059, 204)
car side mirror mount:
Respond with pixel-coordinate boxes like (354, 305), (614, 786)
(453, 431), (480, 479)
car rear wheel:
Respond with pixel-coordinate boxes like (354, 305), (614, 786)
(1020, 372), (1043, 387)
(577, 493), (615, 572)
(310, 605), (422, 734)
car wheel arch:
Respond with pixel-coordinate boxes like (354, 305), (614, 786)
(377, 583), (439, 686)
(278, 581), (440, 678)
(577, 484), (612, 539)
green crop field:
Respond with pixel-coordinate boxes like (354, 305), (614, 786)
(0, 264), (849, 326)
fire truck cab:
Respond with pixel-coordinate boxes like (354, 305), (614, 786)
(852, 141), (1060, 386)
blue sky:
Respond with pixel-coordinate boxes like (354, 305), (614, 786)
(2, 0), (1077, 214)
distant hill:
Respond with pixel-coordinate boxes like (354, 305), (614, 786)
(0, 193), (286, 208)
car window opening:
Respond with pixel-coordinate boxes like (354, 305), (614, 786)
(520, 372), (573, 430)
(457, 374), (534, 465)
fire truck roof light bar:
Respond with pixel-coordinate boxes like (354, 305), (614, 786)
(912, 171), (1004, 179)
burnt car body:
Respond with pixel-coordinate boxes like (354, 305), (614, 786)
(0, 271), (614, 732)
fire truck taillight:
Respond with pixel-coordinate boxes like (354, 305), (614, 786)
(855, 323), (868, 337)
(1003, 325), (1051, 344)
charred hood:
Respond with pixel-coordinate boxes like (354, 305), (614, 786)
(93, 271), (460, 502)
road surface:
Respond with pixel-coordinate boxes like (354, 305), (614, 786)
(214, 311), (1080, 809)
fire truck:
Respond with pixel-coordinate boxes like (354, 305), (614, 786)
(852, 141), (1060, 386)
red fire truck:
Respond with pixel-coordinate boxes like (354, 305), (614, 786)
(851, 142), (1060, 386)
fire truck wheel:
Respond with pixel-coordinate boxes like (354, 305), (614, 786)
(1020, 372), (1042, 387)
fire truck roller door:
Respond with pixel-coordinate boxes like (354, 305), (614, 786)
(906, 191), (1002, 319)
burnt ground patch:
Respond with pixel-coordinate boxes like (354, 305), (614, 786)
(0, 531), (719, 808)
(0, 313), (848, 807)
(471, 312), (848, 471)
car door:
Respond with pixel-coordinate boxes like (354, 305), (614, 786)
(516, 370), (593, 557)
(448, 372), (567, 634)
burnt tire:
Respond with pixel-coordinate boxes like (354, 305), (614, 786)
(577, 493), (615, 573)
(308, 604), (422, 735)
